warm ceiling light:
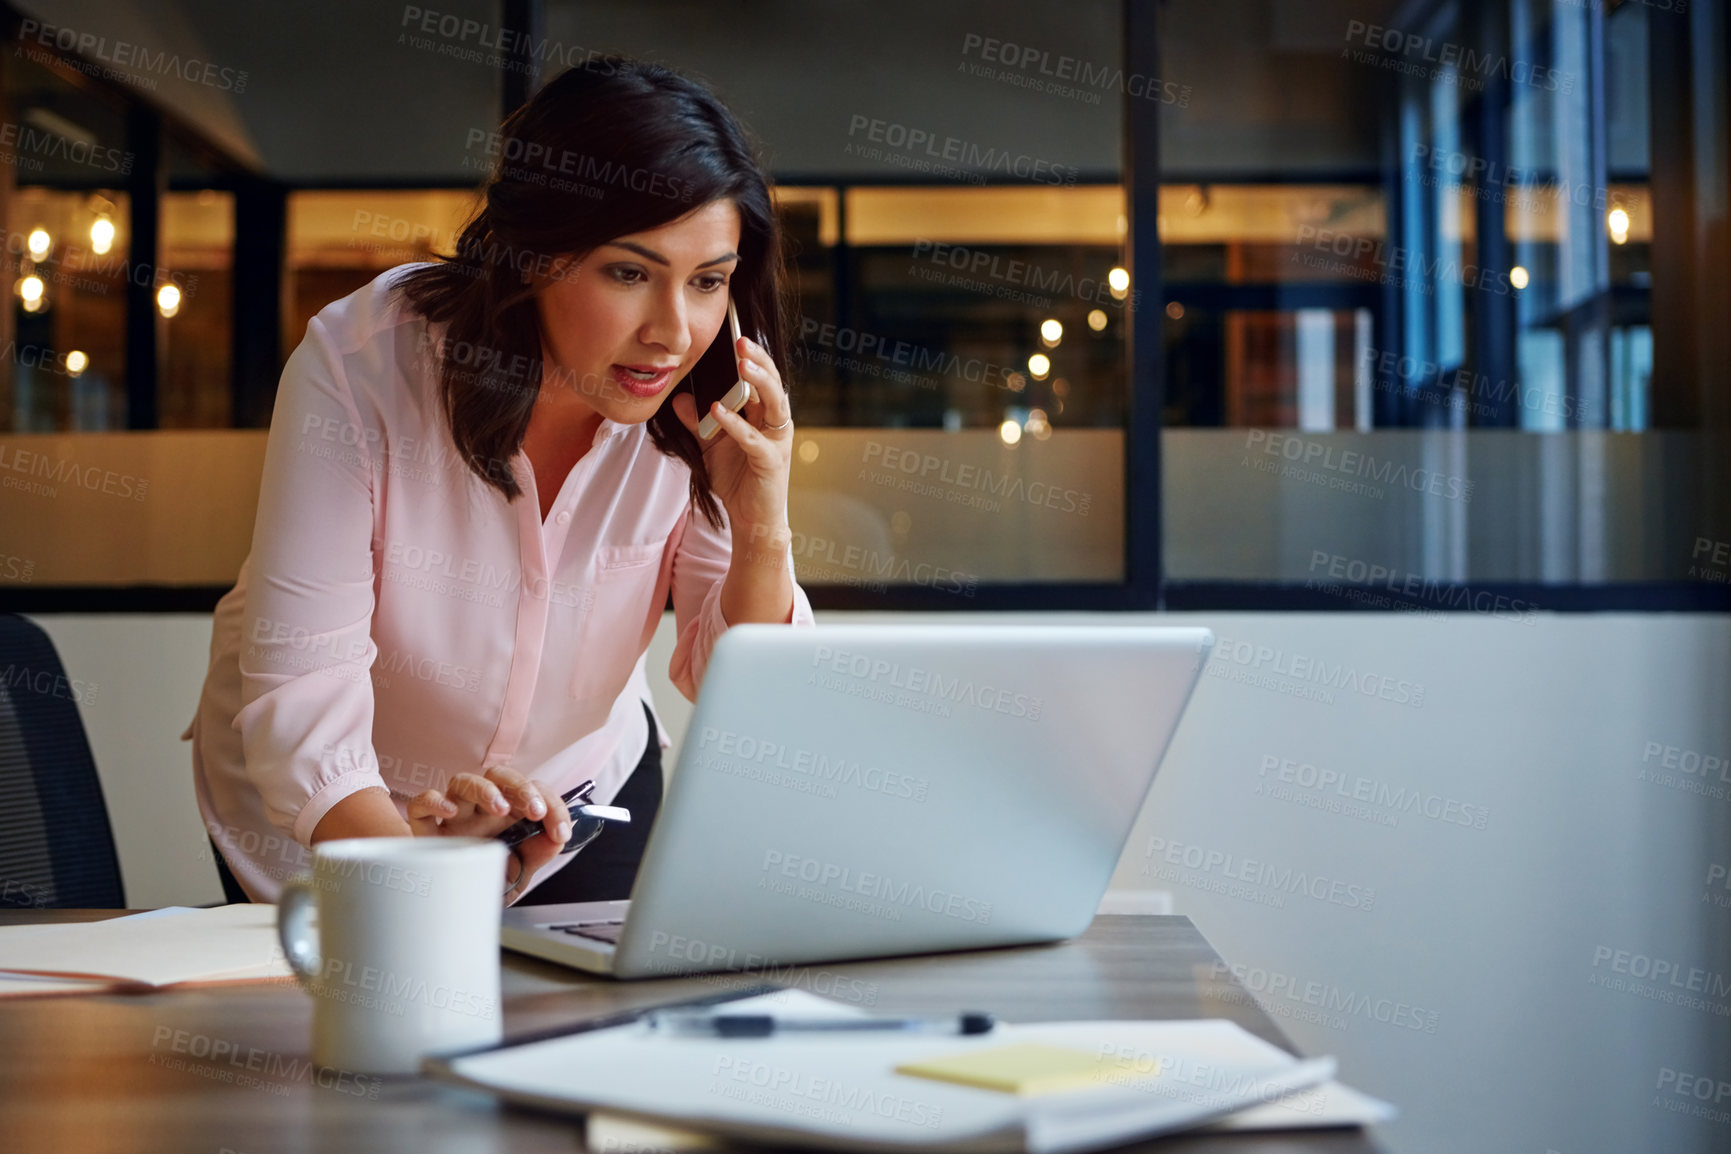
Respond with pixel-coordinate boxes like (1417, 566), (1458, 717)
(797, 440), (819, 464)
(1027, 353), (1051, 379)
(998, 419), (1022, 446)
(1607, 207), (1630, 245)
(1107, 267), (1130, 296)
(1087, 309), (1108, 331)
(90, 218), (115, 255)
(18, 275), (44, 302)
(157, 283), (182, 317)
(1039, 319), (1063, 346)
(66, 350), (88, 376)
(26, 229), (50, 259)
(1509, 265), (1530, 290)
(1166, 301), (1185, 320)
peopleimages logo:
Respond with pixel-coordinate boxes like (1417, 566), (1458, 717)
(861, 440), (1092, 517)
(1293, 224), (1518, 298)
(1143, 837), (1377, 911)
(1256, 755), (1490, 831)
(1341, 19), (1573, 94)
(1691, 537), (1730, 584)
(0, 663), (97, 706)
(318, 859), (432, 897)
(372, 647), (483, 694)
(1205, 961), (1440, 1033)
(639, 937), (879, 1006)
(1360, 345), (1586, 423)
(1305, 550), (1539, 625)
(1589, 944), (1731, 1016)
(798, 316), (1026, 395)
(909, 239), (1143, 313)
(809, 645), (1043, 720)
(844, 115), (1079, 186)
(463, 128), (694, 202)
(783, 533), (979, 598)
(1410, 143), (1620, 215)
(306, 956), (495, 1020)
(0, 444), (150, 502)
(1704, 862), (1731, 911)
(959, 33), (1191, 107)
(710, 1055), (945, 1129)
(1654, 1066), (1731, 1125)
(17, 19), (249, 92)
(1245, 430), (1473, 504)
(150, 1027), (379, 1099)
(1638, 740), (1730, 802)
(1211, 634), (1426, 708)
(696, 726), (929, 802)
(761, 850), (994, 925)
(0, 120), (131, 173)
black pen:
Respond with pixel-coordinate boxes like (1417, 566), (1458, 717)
(644, 1011), (997, 1038)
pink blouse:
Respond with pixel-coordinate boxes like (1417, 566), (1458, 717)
(187, 265), (815, 901)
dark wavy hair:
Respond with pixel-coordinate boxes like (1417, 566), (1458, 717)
(396, 56), (788, 530)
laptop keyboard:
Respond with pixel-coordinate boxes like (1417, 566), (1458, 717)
(550, 919), (625, 944)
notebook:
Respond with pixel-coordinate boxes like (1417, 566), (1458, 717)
(0, 905), (294, 995)
(426, 989), (1393, 1153)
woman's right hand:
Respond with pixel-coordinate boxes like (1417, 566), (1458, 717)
(406, 767), (570, 902)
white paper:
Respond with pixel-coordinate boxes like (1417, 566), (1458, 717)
(438, 990), (1386, 1153)
(0, 905), (292, 987)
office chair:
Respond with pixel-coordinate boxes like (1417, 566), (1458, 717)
(0, 614), (125, 908)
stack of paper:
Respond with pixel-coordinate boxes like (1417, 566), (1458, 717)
(431, 989), (1394, 1152)
(0, 906), (294, 997)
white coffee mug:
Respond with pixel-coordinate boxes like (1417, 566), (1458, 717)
(276, 836), (507, 1075)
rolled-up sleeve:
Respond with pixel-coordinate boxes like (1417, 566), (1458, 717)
(232, 316), (387, 845)
(667, 504), (815, 701)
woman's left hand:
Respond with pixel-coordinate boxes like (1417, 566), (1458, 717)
(670, 335), (792, 530)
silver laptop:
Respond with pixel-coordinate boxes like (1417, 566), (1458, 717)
(501, 623), (1213, 979)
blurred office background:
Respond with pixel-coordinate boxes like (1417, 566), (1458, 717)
(0, 2), (1726, 1152)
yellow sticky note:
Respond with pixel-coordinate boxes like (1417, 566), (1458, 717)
(895, 1043), (1108, 1096)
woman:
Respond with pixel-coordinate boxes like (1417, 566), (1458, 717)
(187, 57), (814, 904)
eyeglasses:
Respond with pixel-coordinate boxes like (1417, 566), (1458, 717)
(499, 777), (633, 902)
(494, 777), (631, 854)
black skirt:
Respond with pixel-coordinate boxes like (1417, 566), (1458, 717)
(515, 699), (663, 905)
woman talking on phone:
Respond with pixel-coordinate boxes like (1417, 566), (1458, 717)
(187, 56), (814, 905)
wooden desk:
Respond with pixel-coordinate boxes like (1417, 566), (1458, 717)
(0, 911), (1385, 1152)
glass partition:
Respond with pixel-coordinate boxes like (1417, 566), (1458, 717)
(284, 188), (477, 351)
(1157, 0), (1728, 590)
(2, 48), (132, 431)
(543, 0), (1129, 594)
(5, 187), (129, 430)
(160, 188), (234, 427)
(787, 184), (1127, 584)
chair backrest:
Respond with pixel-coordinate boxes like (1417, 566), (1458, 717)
(0, 614), (125, 908)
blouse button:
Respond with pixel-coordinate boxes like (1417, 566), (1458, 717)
(555, 511), (572, 525)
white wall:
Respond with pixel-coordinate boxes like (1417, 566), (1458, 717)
(28, 609), (1731, 1154)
